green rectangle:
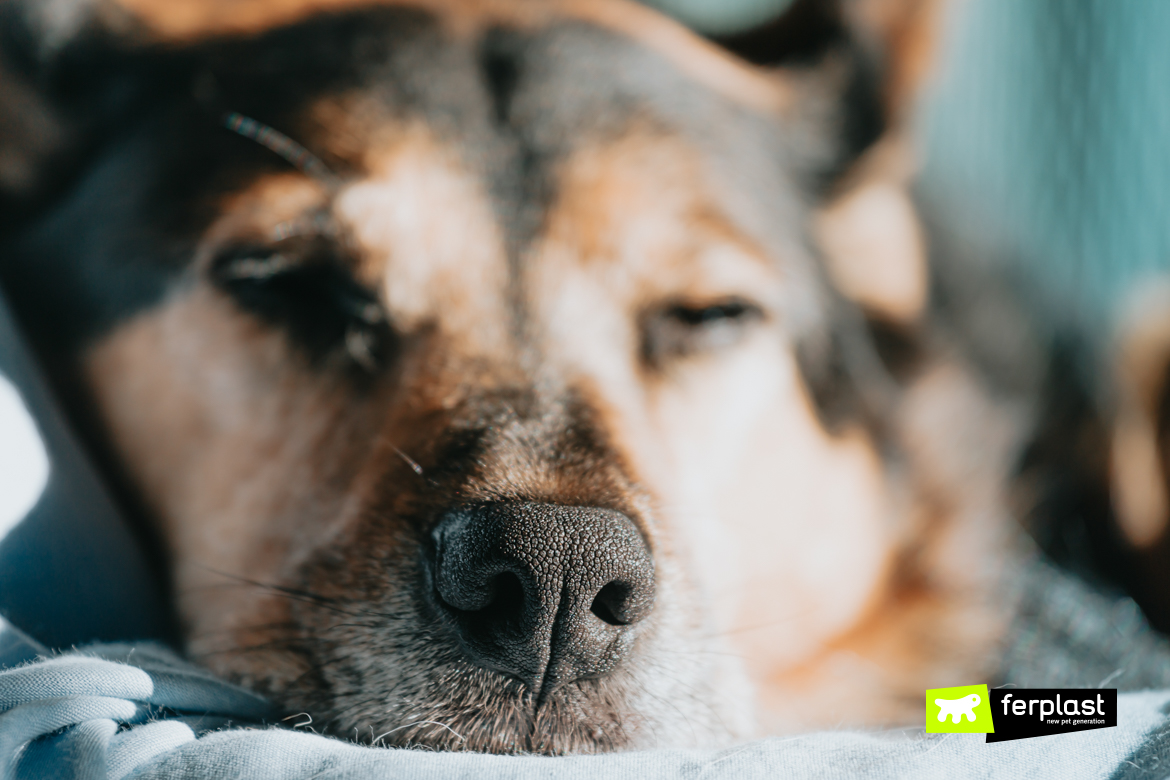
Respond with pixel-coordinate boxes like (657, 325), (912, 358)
(926, 684), (995, 733)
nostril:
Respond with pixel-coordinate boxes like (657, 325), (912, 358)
(438, 569), (526, 620)
(430, 502), (655, 689)
(590, 581), (631, 626)
(478, 571), (525, 626)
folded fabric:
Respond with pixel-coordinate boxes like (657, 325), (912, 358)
(4, 615), (1170, 780)
(0, 618), (272, 780)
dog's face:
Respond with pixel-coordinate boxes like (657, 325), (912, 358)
(2, 0), (1014, 753)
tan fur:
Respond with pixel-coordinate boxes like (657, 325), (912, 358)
(1113, 281), (1170, 548)
(530, 129), (977, 729)
(817, 177), (927, 324)
(336, 124), (512, 350)
(70, 0), (1018, 752)
(203, 174), (332, 247)
(111, 0), (790, 113)
(87, 289), (376, 655)
(86, 104), (1012, 741)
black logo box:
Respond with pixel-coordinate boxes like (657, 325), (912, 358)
(986, 689), (1117, 743)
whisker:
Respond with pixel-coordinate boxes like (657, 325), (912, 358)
(625, 673), (699, 749)
(188, 620), (301, 639)
(373, 719), (466, 746)
(188, 563), (379, 619)
(191, 637), (310, 658)
(696, 605), (826, 641)
(391, 445), (425, 476)
(642, 657), (732, 739)
(654, 647), (750, 661)
(222, 111), (340, 187)
(282, 712), (314, 729)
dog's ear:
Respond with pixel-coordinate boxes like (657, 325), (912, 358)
(714, 0), (941, 168)
(1109, 285), (1170, 629)
(714, 0), (942, 325)
(0, 0), (180, 236)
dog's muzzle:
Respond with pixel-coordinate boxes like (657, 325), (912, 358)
(429, 502), (655, 699)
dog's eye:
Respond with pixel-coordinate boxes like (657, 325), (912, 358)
(641, 299), (763, 367)
(209, 240), (394, 373)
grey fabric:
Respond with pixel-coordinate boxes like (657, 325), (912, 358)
(6, 563), (1170, 780)
(0, 618), (273, 780)
(1002, 561), (1170, 692)
(121, 708), (1170, 780)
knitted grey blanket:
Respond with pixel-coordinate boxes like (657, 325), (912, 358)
(4, 558), (1170, 780)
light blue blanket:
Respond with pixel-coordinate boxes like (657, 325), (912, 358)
(3, 614), (1170, 780)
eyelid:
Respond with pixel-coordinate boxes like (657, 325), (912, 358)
(218, 252), (301, 281)
(209, 229), (355, 284)
(207, 236), (395, 374)
(271, 211), (341, 242)
(640, 296), (766, 370)
(664, 298), (765, 323)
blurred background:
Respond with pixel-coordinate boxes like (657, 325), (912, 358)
(919, 0), (1170, 344)
(649, 0), (1170, 349)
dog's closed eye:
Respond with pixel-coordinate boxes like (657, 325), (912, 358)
(640, 299), (763, 368)
(209, 237), (395, 373)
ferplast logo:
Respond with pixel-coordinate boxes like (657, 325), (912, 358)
(925, 686), (1119, 742)
(984, 689), (1117, 743)
(926, 684), (995, 734)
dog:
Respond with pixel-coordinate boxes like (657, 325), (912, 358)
(0, 0), (1053, 754)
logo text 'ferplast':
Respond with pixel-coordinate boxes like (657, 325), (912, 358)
(926, 687), (1119, 742)
(1000, 692), (1106, 720)
(985, 690), (1117, 743)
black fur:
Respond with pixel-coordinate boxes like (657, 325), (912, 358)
(0, 1), (906, 658)
(712, 0), (887, 189)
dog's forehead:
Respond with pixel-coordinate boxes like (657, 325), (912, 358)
(324, 122), (790, 344)
(198, 2), (820, 345)
(194, 0), (802, 188)
(118, 0), (788, 113)
(216, 122), (798, 360)
(333, 124), (511, 351)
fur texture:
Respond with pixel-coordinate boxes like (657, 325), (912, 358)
(0, 0), (1035, 753)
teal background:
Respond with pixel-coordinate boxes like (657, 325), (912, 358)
(918, 0), (1170, 330)
(640, 0), (792, 34)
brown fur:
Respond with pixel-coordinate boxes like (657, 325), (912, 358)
(8, 0), (1021, 754)
(109, 0), (792, 112)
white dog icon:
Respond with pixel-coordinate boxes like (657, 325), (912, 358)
(935, 693), (981, 724)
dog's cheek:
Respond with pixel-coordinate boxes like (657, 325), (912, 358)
(648, 328), (896, 666)
(1109, 283), (1170, 630)
(84, 285), (379, 646)
(756, 357), (1016, 731)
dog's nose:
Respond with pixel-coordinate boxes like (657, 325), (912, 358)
(429, 502), (655, 696)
